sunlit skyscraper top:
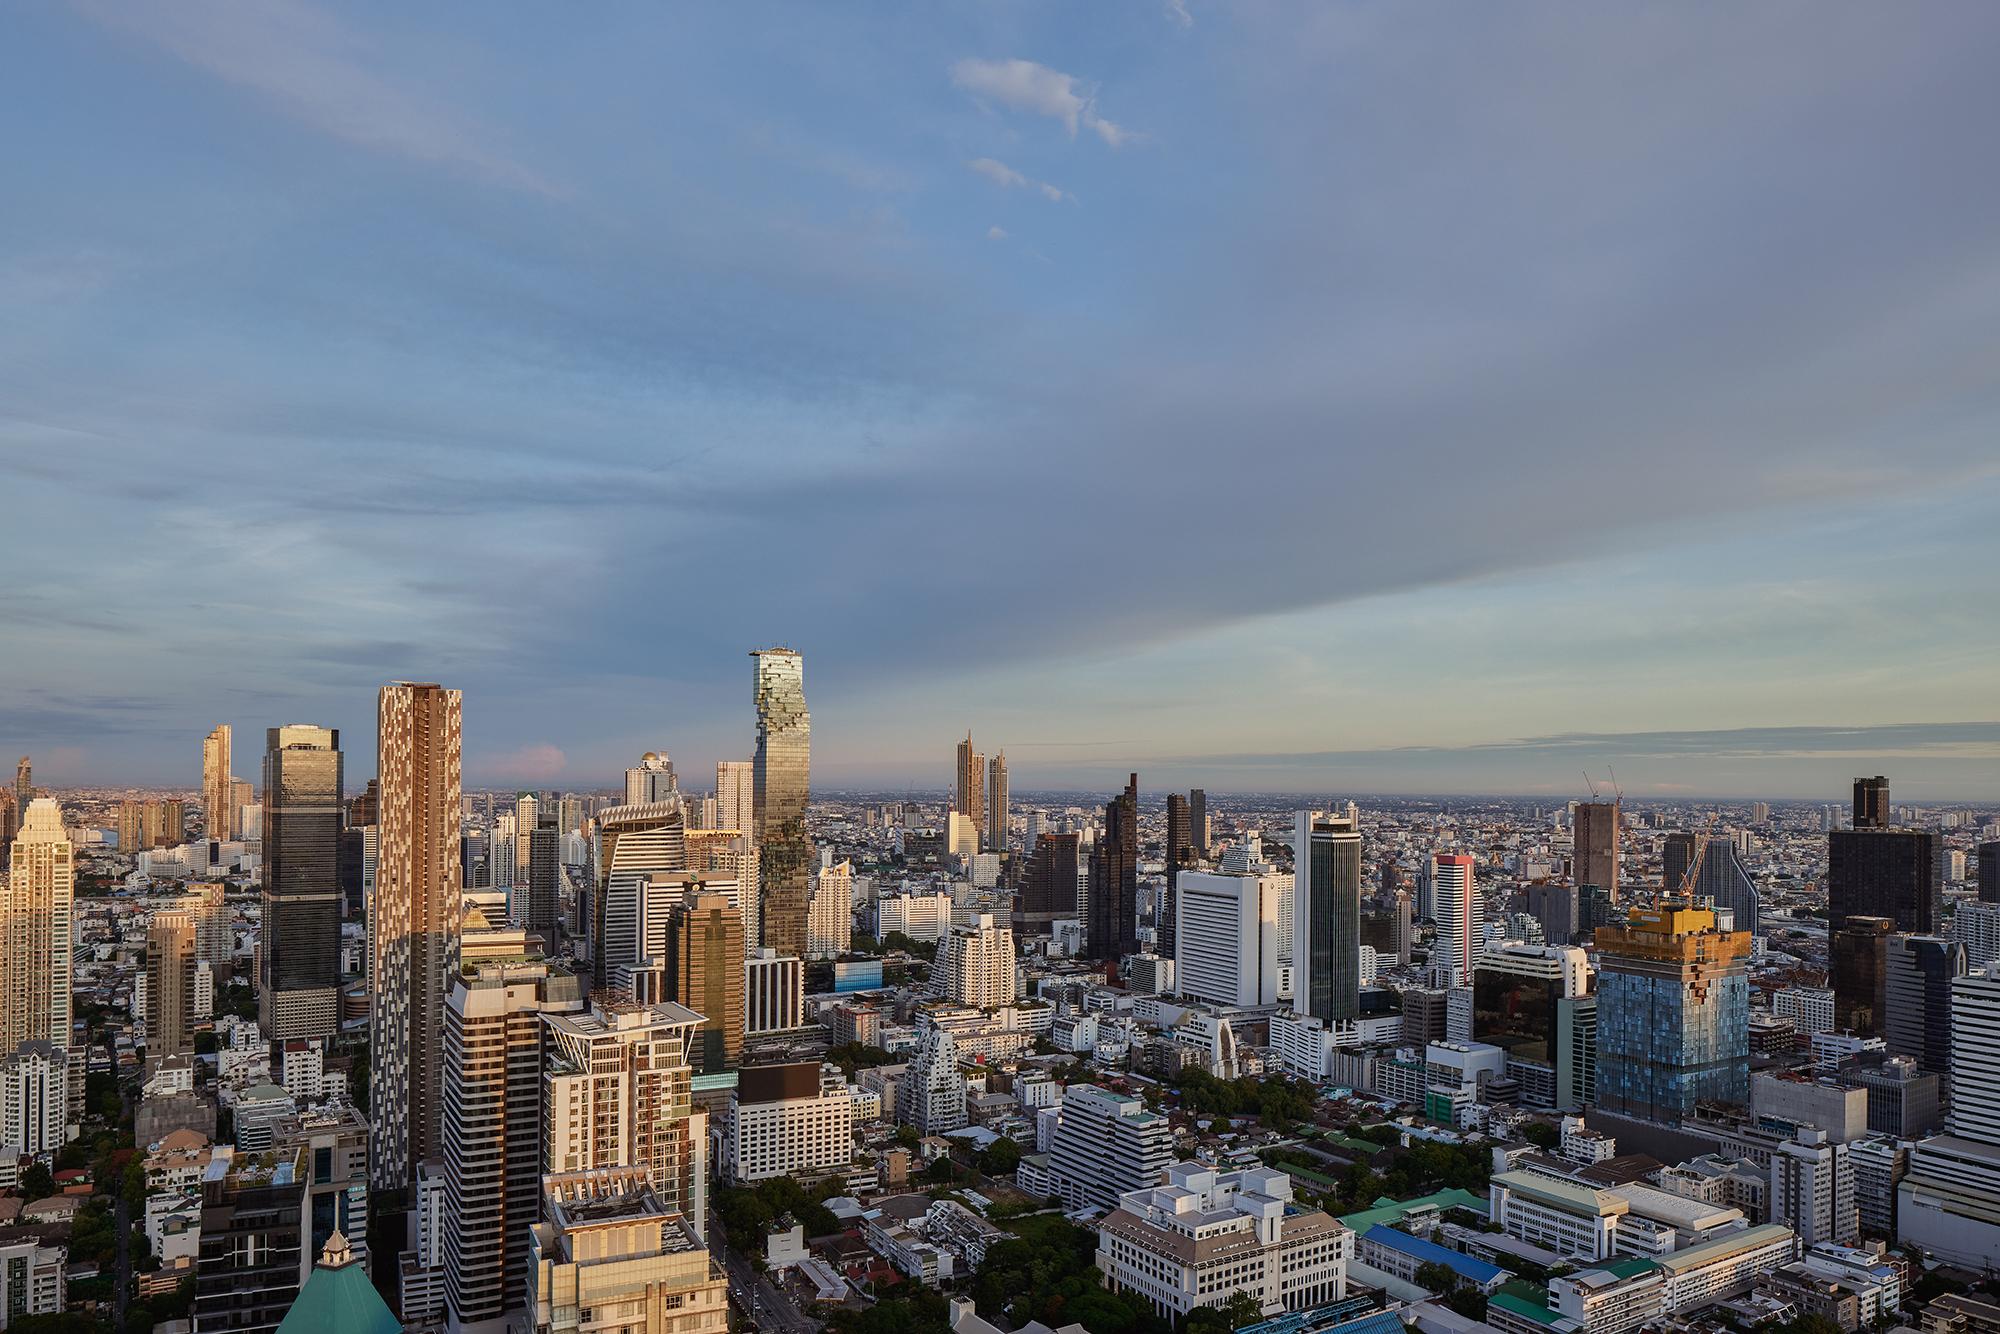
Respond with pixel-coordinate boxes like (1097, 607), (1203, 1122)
(751, 648), (810, 960)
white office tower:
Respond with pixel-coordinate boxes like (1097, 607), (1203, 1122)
(1430, 852), (1482, 985)
(442, 961), (584, 1334)
(542, 999), (708, 1236)
(0, 1043), (73, 1157)
(1770, 1127), (1857, 1247)
(2, 800), (73, 1058)
(1773, 986), (1837, 1036)
(526, 1168), (729, 1334)
(624, 752), (677, 805)
(946, 809), (980, 858)
(1900, 967), (2000, 1265)
(807, 860), (854, 960)
(1954, 901), (2000, 970)
(1174, 870), (1286, 1008)
(591, 798), (689, 993)
(896, 1023), (967, 1135)
(715, 760), (755, 834)
(876, 892), (954, 944)
(719, 1062), (855, 1185)
(490, 814), (516, 891)
(939, 914), (1018, 1008)
(1096, 1163), (1351, 1321)
(1046, 1084), (1174, 1211)
(744, 950), (804, 1034)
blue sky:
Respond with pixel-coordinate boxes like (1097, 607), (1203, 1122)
(6, 2), (2000, 799)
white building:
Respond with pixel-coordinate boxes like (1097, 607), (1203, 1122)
(1898, 966), (2000, 1267)
(877, 893), (955, 944)
(526, 1168), (729, 1334)
(1489, 1170), (1629, 1262)
(0, 1042), (74, 1157)
(0, 1236), (64, 1322)
(1770, 1128), (1857, 1247)
(896, 1024), (967, 1135)
(719, 1062), (854, 1185)
(1269, 1011), (1362, 1084)
(1952, 901), (2000, 971)
(939, 915), (1017, 1009)
(1773, 986), (1837, 1036)
(807, 861), (854, 961)
(745, 950), (805, 1034)
(1046, 1084), (1174, 1211)
(1174, 871), (1285, 1009)
(1096, 1163), (1350, 1320)
(1650, 1223), (1797, 1311)
(1430, 852), (1481, 985)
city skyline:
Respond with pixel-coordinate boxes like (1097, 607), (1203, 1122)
(7, 6), (2000, 796)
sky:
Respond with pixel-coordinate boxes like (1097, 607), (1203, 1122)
(6, 2), (2000, 800)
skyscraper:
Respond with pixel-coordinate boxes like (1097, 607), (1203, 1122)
(1853, 775), (1890, 829)
(1883, 935), (1965, 1077)
(1472, 943), (1594, 1111)
(1016, 832), (1080, 936)
(1574, 800), (1621, 901)
(1, 799), (71, 1057)
(591, 797), (689, 993)
(523, 818), (561, 944)
(261, 724), (343, 1044)
(371, 682), (463, 1197)
(1087, 775), (1139, 963)
(1829, 826), (1938, 936)
(1663, 832), (1760, 932)
(147, 907), (197, 1057)
(1162, 793), (1193, 961)
(954, 732), (984, 834)
(674, 894), (744, 1073)
(10, 757), (27, 814)
(1175, 870), (1285, 1009)
(1190, 788), (1209, 858)
(1430, 852), (1481, 985)
(1295, 811), (1362, 1023)
(1980, 841), (2000, 905)
(987, 751), (1009, 854)
(751, 649), (810, 960)
(1594, 901), (1751, 1122)
(715, 760), (754, 834)
(1895, 968), (2000, 1267)
(939, 913), (1018, 1008)
(513, 792), (537, 880)
(202, 725), (232, 841)
(624, 752), (676, 805)
(897, 1023), (967, 1135)
(1831, 916), (1894, 1036)
(807, 860), (853, 961)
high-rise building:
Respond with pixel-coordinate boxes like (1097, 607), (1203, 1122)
(0, 789), (16, 859)
(202, 725), (232, 841)
(514, 792), (538, 880)
(442, 960), (583, 1331)
(673, 894), (744, 1072)
(1853, 776), (1890, 830)
(1980, 841), (2000, 905)
(1430, 852), (1481, 986)
(591, 797), (690, 993)
(1829, 828), (1938, 936)
(1883, 935), (1965, 1077)
(939, 913), (1017, 1008)
(743, 948), (803, 1034)
(1574, 801), (1622, 901)
(715, 760), (754, 835)
(370, 682), (463, 1197)
(1955, 899), (2000, 970)
(719, 1063), (854, 1186)
(1663, 833), (1760, 933)
(751, 649), (811, 960)
(1898, 967), (2000, 1267)
(954, 733), (984, 834)
(624, 752), (676, 806)
(542, 1000), (708, 1231)
(1046, 1083), (1174, 1211)
(896, 1023), (967, 1135)
(1831, 916), (1895, 1037)
(1292, 810), (1361, 1023)
(1528, 883), (1580, 948)
(160, 797), (184, 845)
(11, 757), (28, 815)
(987, 751), (1009, 855)
(522, 818), (560, 943)
(193, 1145), (307, 1333)
(1088, 775), (1139, 962)
(116, 800), (145, 855)
(1016, 832), (1080, 936)
(1595, 901), (1751, 1122)
(261, 724), (343, 1044)
(230, 777), (255, 839)
(1, 800), (72, 1058)
(1472, 943), (1594, 1111)
(807, 860), (853, 961)
(0, 1043), (72, 1160)
(1189, 788), (1209, 858)
(1175, 870), (1284, 1009)
(147, 908), (198, 1057)
(1771, 1128), (1857, 1247)
(526, 1169), (729, 1334)
(1162, 793), (1192, 961)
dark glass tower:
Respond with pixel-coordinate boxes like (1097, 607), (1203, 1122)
(525, 817), (561, 943)
(1853, 775), (1890, 829)
(1884, 935), (1965, 1076)
(1161, 792), (1192, 959)
(1980, 841), (2000, 905)
(1831, 916), (1894, 1036)
(1014, 832), (1079, 936)
(1189, 788), (1208, 858)
(261, 724), (343, 1045)
(1828, 828), (1938, 934)
(1296, 810), (1362, 1023)
(1087, 775), (1139, 962)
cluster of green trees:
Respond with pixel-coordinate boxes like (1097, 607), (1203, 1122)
(1170, 1070), (1316, 1130)
(826, 1042), (900, 1077)
(713, 1174), (845, 1247)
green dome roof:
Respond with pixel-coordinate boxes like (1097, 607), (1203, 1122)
(276, 1234), (402, 1334)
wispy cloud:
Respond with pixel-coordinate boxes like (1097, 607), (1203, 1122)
(73, 0), (560, 195)
(966, 156), (1070, 202)
(951, 57), (1135, 148)
(1164, 0), (1194, 30)
(987, 225), (1008, 242)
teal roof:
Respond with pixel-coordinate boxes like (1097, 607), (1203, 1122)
(277, 1256), (401, 1334)
(1336, 1187), (1488, 1234)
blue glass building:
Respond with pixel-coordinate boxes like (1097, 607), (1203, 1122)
(1594, 901), (1751, 1123)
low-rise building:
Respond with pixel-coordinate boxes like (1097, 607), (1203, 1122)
(1357, 1225), (1509, 1294)
(1650, 1222), (1797, 1311)
(525, 1167), (729, 1334)
(719, 1062), (854, 1185)
(1489, 1171), (1628, 1262)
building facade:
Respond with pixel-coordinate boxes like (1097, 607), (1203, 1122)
(1295, 810), (1363, 1022)
(261, 724), (343, 1044)
(1594, 902), (1750, 1122)
(752, 649), (811, 960)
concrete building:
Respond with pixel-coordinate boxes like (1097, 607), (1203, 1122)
(2, 799), (72, 1058)
(0, 1042), (73, 1158)
(876, 892), (955, 944)
(674, 894), (744, 1073)
(1650, 1223), (1797, 1312)
(719, 1062), (854, 1185)
(1096, 1163), (1351, 1320)
(148, 907), (198, 1057)
(1176, 870), (1285, 1009)
(1771, 1127), (1857, 1248)
(1573, 800), (1621, 899)
(1898, 966), (2000, 1268)
(1430, 853), (1481, 985)
(939, 914), (1018, 1008)
(1047, 1084), (1174, 1211)
(1489, 1171), (1629, 1262)
(1752, 1073), (1869, 1144)
(807, 860), (853, 960)
(526, 1168), (729, 1334)
(744, 949), (804, 1034)
(897, 1023), (967, 1136)
(1774, 986), (1837, 1036)
(193, 1145), (308, 1334)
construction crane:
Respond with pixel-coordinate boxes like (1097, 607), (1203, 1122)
(1675, 811), (1722, 899)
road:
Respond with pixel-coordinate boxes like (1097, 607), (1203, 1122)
(711, 1221), (822, 1334)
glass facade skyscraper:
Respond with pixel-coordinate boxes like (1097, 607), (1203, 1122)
(1594, 901), (1750, 1123)
(751, 649), (810, 960)
(1294, 809), (1362, 1023)
(1663, 832), (1760, 933)
(261, 724), (343, 1044)
(1088, 775), (1139, 961)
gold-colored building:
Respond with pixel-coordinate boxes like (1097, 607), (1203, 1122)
(674, 894), (744, 1073)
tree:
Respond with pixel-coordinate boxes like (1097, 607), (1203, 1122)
(192, 1030), (218, 1056)
(979, 1136), (1022, 1176)
(1522, 1121), (1560, 1150)
(926, 1155), (959, 1184)
(1186, 1293), (1263, 1334)
(1442, 1288), (1487, 1321)
(1414, 1261), (1461, 1295)
(19, 1162), (53, 1200)
(894, 1124), (921, 1150)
